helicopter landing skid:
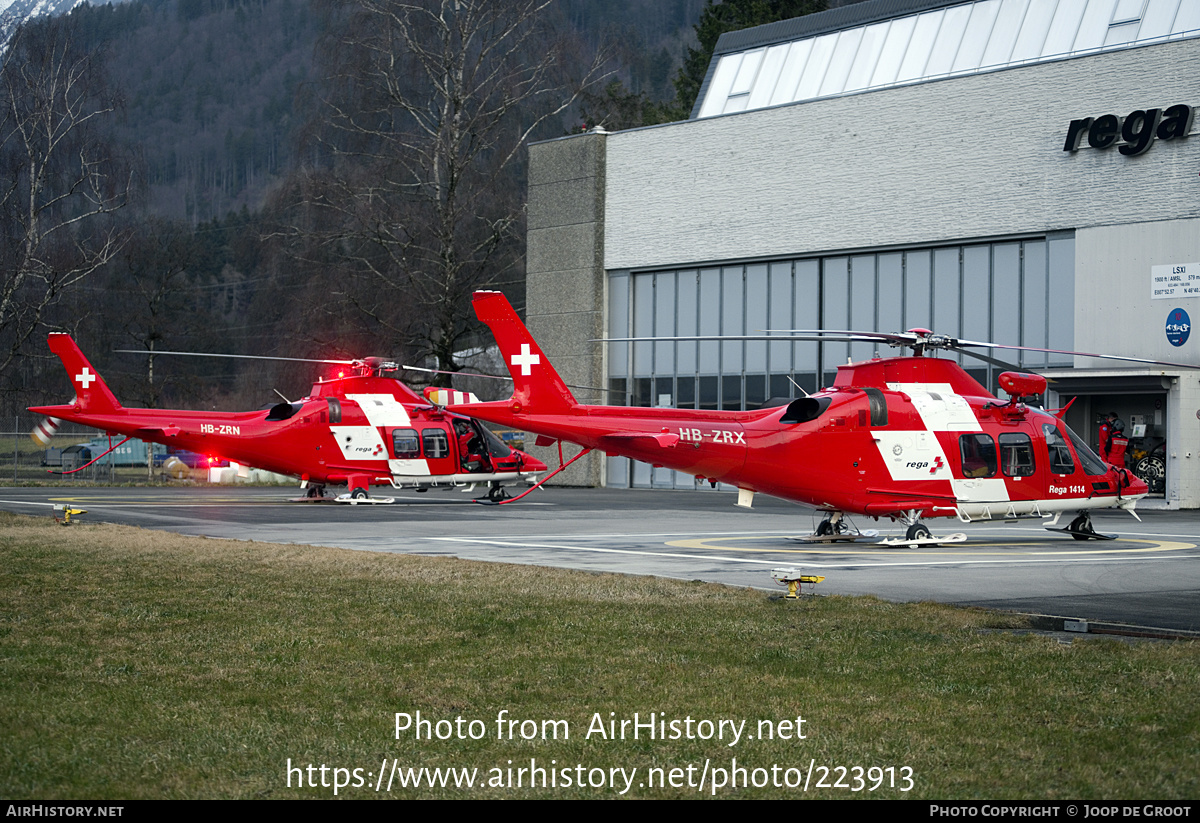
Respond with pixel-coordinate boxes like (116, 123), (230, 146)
(1045, 525), (1117, 541)
(1045, 513), (1117, 541)
(335, 494), (397, 505)
(791, 529), (879, 544)
(876, 532), (968, 548)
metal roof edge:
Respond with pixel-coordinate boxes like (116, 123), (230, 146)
(712, 0), (968, 56)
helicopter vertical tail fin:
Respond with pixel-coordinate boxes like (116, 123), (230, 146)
(46, 333), (122, 414)
(472, 291), (578, 413)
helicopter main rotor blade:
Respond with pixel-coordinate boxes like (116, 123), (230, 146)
(114, 349), (359, 365)
(595, 331), (913, 344)
(955, 347), (1024, 372)
(402, 365), (511, 381)
(405, 365), (618, 396)
(951, 339), (1200, 370)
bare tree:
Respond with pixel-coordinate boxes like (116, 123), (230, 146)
(0, 16), (129, 388)
(288, 0), (606, 381)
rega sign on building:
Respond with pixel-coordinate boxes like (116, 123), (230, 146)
(1063, 105), (1194, 155)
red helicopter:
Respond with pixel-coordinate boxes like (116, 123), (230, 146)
(29, 333), (547, 502)
(443, 290), (1182, 543)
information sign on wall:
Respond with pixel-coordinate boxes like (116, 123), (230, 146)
(1151, 262), (1200, 300)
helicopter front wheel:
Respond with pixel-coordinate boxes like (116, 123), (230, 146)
(482, 483), (510, 503)
(815, 512), (847, 536)
(905, 523), (932, 541)
(1068, 513), (1096, 540)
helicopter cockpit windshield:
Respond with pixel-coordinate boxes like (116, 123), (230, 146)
(1061, 421), (1110, 475)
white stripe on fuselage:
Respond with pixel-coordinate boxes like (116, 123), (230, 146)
(331, 426), (388, 460)
(874, 430), (952, 481)
(330, 394), (412, 463)
(389, 458), (431, 476)
(889, 385), (981, 432)
(345, 394), (412, 427)
(875, 386), (1010, 506)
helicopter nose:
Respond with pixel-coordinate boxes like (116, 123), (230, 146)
(1119, 466), (1149, 497)
(519, 451), (549, 472)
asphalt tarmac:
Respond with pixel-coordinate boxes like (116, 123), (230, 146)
(2, 485), (1198, 632)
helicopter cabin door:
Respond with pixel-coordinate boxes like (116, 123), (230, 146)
(419, 424), (457, 477)
(995, 424), (1039, 504)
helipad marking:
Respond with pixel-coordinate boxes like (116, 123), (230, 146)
(664, 535), (1196, 557)
(34, 496), (554, 508)
(430, 537), (1200, 569)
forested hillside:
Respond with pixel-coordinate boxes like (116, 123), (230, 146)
(72, 0), (320, 222)
(0, 0), (843, 414)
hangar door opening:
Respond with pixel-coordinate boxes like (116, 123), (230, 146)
(1052, 376), (1173, 498)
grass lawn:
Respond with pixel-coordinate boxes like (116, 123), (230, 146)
(1, 512), (1196, 799)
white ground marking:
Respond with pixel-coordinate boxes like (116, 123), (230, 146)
(426, 536), (1199, 570)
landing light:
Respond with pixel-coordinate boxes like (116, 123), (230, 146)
(771, 568), (825, 600)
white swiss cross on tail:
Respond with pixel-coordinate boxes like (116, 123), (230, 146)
(510, 343), (540, 376)
(75, 368), (96, 389)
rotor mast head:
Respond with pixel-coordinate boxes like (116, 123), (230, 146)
(899, 328), (958, 357)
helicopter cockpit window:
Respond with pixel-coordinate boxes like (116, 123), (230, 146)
(392, 428), (419, 459)
(474, 422), (512, 457)
(1043, 423), (1075, 475)
(959, 434), (996, 478)
(998, 433), (1034, 477)
(422, 428), (450, 459)
(1063, 423), (1109, 476)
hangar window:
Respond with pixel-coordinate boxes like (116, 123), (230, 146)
(696, 0), (1197, 119)
(606, 233), (1074, 489)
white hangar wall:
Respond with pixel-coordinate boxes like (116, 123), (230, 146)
(603, 38), (1200, 272)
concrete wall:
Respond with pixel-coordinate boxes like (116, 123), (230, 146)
(1065, 216), (1200, 506)
(524, 131), (607, 485)
(1075, 217), (1200, 364)
(603, 39), (1200, 270)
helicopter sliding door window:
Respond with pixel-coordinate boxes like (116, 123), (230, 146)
(999, 433), (1035, 477)
(392, 428), (419, 459)
(422, 429), (450, 460)
(959, 434), (998, 478)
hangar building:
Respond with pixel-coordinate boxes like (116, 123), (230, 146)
(523, 0), (1200, 506)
